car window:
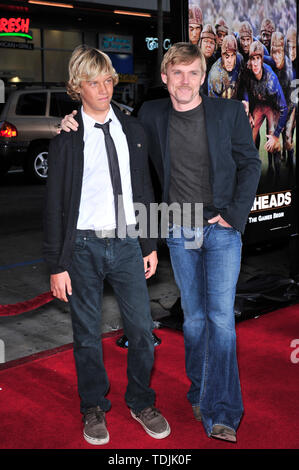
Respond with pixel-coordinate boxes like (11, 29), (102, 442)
(50, 92), (80, 117)
(0, 89), (14, 115)
(15, 93), (47, 116)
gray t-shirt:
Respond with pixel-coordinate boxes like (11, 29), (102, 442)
(168, 103), (215, 227)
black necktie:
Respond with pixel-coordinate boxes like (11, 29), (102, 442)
(94, 119), (126, 232)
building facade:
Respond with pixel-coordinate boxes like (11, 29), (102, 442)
(0, 0), (184, 105)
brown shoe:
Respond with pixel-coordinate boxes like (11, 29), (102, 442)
(211, 424), (237, 443)
(192, 405), (202, 421)
(83, 406), (109, 445)
(131, 406), (170, 439)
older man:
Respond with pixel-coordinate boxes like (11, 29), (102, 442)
(137, 43), (261, 443)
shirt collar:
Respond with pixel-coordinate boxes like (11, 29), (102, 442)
(81, 105), (119, 133)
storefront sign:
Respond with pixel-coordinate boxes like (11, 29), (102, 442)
(0, 40), (34, 49)
(145, 37), (172, 51)
(99, 34), (132, 54)
(0, 17), (32, 40)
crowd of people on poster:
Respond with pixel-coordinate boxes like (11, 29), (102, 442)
(188, 0), (296, 176)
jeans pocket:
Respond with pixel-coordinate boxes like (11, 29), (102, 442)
(73, 237), (86, 251)
(216, 222), (235, 231)
(120, 236), (142, 254)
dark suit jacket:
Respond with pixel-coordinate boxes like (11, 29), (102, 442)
(43, 103), (156, 275)
(138, 94), (261, 233)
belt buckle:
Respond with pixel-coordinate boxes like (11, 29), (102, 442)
(97, 228), (116, 238)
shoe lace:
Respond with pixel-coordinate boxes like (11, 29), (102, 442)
(85, 406), (105, 424)
(139, 406), (160, 420)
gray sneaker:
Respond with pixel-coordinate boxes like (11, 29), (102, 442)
(130, 406), (170, 439)
(83, 406), (110, 445)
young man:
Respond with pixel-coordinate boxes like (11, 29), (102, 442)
(60, 42), (261, 443)
(44, 45), (170, 446)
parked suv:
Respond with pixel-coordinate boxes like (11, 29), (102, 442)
(0, 84), (132, 182)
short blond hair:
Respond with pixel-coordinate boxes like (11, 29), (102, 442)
(67, 45), (119, 101)
(161, 42), (206, 75)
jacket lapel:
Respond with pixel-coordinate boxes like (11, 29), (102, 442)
(71, 109), (85, 197)
(156, 99), (171, 166)
(112, 103), (137, 171)
(73, 109), (84, 164)
(155, 99), (172, 200)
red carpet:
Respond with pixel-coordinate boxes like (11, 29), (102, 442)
(0, 291), (54, 316)
(0, 304), (298, 450)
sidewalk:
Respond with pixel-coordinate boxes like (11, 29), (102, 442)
(0, 242), (178, 363)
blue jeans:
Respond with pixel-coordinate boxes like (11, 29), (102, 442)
(68, 232), (155, 415)
(166, 223), (243, 436)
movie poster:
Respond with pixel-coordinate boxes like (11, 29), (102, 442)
(188, 0), (297, 244)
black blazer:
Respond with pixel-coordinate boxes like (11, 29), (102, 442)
(43, 103), (156, 275)
(138, 94), (261, 233)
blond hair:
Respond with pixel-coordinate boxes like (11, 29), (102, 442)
(161, 42), (206, 75)
(67, 45), (119, 101)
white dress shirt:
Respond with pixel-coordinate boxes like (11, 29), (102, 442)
(77, 106), (136, 230)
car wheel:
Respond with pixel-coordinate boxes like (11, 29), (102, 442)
(25, 145), (49, 182)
